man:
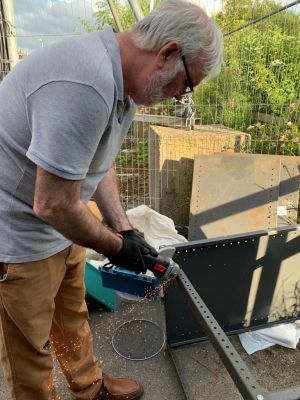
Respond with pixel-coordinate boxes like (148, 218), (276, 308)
(0, 0), (223, 399)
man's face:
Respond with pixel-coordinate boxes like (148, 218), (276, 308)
(137, 67), (180, 106)
(133, 58), (199, 106)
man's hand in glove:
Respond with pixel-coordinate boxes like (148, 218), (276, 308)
(118, 228), (158, 257)
(108, 232), (158, 274)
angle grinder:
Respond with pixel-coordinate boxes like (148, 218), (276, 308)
(145, 246), (181, 280)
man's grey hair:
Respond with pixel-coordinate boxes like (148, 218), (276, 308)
(131, 0), (223, 81)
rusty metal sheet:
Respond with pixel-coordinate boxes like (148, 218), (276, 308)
(217, 153), (300, 227)
(189, 153), (280, 240)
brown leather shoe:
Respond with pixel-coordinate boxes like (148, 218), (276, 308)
(94, 373), (143, 399)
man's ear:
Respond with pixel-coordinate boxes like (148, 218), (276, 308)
(156, 41), (182, 69)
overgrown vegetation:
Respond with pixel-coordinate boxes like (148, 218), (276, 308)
(199, 0), (300, 155)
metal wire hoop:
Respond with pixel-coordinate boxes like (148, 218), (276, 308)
(111, 318), (166, 361)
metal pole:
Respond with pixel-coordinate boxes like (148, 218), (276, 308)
(149, 0), (154, 12)
(225, 0), (300, 36)
(176, 270), (264, 400)
(2, 0), (18, 68)
(0, 1), (10, 79)
(107, 0), (124, 32)
(127, 0), (144, 22)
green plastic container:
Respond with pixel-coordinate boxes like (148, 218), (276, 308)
(84, 260), (115, 310)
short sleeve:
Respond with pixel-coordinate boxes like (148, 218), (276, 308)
(26, 81), (110, 180)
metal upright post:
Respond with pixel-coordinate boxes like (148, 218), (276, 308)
(107, 0), (124, 32)
(2, 0), (18, 69)
(127, 0), (144, 21)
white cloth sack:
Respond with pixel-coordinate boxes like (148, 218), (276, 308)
(239, 320), (300, 354)
(126, 205), (187, 250)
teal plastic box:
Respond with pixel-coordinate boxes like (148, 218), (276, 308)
(84, 260), (115, 310)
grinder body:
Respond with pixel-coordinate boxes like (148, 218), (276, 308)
(145, 247), (180, 280)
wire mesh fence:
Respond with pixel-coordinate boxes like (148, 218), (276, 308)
(1, 0), (299, 225)
(0, 2), (11, 80)
(118, 0), (300, 217)
(202, 0), (300, 156)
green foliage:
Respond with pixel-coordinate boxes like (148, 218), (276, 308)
(81, 0), (163, 32)
(93, 0), (136, 31)
(247, 120), (299, 155)
(116, 139), (149, 168)
(194, 0), (300, 156)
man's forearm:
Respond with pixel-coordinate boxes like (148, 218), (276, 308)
(34, 167), (123, 256)
(93, 167), (132, 232)
(41, 201), (123, 256)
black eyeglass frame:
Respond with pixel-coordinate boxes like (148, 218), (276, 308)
(181, 55), (194, 95)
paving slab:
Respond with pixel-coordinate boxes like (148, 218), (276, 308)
(170, 336), (300, 400)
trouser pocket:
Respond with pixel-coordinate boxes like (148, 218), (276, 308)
(0, 262), (8, 281)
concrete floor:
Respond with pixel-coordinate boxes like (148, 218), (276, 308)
(1, 295), (299, 400)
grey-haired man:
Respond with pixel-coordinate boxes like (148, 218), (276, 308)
(0, 1), (223, 399)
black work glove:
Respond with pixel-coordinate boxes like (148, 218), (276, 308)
(118, 228), (158, 257)
(108, 236), (157, 274)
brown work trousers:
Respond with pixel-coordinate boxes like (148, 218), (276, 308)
(0, 244), (102, 400)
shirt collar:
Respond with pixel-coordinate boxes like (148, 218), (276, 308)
(100, 25), (124, 102)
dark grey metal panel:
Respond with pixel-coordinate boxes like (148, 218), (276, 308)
(165, 225), (300, 347)
(176, 269), (263, 400)
(168, 268), (300, 400)
(189, 154), (280, 240)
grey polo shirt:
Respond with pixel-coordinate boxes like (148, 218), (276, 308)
(0, 26), (136, 263)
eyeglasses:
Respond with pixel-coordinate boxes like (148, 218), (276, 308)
(181, 55), (194, 95)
